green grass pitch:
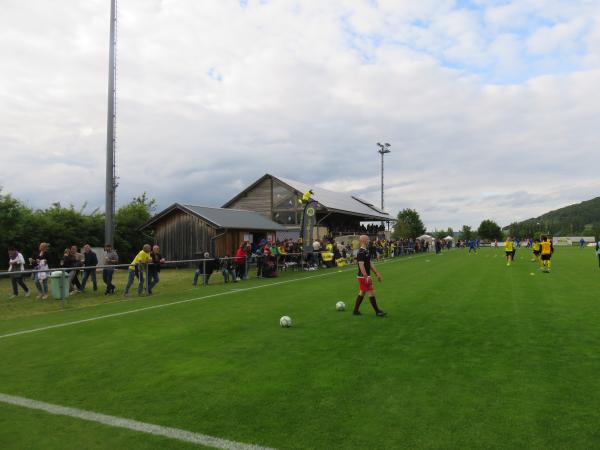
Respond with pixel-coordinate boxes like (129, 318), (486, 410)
(1, 247), (600, 449)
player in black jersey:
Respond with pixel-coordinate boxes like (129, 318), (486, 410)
(354, 235), (386, 317)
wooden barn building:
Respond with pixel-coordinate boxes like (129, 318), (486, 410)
(141, 204), (286, 260)
(222, 173), (391, 236)
(142, 174), (391, 260)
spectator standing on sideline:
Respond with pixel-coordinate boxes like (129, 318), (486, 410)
(103, 243), (119, 295)
(255, 240), (265, 278)
(580, 238), (586, 248)
(312, 239), (321, 268)
(30, 243), (50, 299)
(8, 247), (30, 299)
(148, 245), (165, 295)
(221, 255), (236, 283)
(193, 252), (219, 286)
(235, 242), (248, 281)
(124, 244), (152, 297)
(81, 244), (98, 292)
(62, 246), (83, 294)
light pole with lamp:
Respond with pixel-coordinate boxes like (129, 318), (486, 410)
(377, 142), (391, 229)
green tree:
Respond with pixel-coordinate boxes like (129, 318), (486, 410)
(434, 228), (453, 239)
(114, 193), (156, 263)
(0, 190), (106, 268)
(392, 209), (425, 239)
(460, 225), (473, 241)
(590, 223), (600, 240)
(32, 203), (104, 265)
(434, 229), (445, 239)
(0, 191), (36, 268)
(478, 219), (503, 241)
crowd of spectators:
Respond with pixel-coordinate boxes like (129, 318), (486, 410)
(329, 223), (387, 237)
(5, 242), (163, 299)
(5, 234), (455, 299)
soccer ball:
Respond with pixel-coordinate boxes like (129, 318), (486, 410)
(336, 301), (346, 311)
(280, 316), (292, 327)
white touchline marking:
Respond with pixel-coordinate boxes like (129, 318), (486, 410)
(0, 392), (274, 450)
(0, 255), (424, 340)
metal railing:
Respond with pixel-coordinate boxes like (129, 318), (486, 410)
(1, 247), (429, 307)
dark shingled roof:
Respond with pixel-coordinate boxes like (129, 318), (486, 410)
(141, 203), (287, 231)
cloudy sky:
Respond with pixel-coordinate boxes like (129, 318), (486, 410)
(1, 0), (600, 230)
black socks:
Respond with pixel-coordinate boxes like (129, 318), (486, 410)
(369, 296), (381, 313)
(354, 294), (364, 313)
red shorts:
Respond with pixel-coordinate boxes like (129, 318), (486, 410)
(357, 276), (373, 291)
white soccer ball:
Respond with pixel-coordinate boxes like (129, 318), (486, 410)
(336, 301), (346, 311)
(280, 316), (292, 327)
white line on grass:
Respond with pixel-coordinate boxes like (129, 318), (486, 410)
(0, 392), (273, 450)
(0, 255), (423, 340)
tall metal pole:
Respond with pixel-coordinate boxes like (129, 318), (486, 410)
(105, 0), (117, 246)
(377, 143), (391, 231)
(376, 143), (391, 210)
(380, 150), (384, 211)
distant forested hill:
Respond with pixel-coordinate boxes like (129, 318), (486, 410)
(505, 197), (600, 237)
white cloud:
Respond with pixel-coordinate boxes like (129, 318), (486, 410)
(526, 18), (588, 55)
(1, 0), (600, 231)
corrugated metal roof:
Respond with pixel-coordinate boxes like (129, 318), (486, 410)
(181, 205), (287, 231)
(275, 176), (390, 220)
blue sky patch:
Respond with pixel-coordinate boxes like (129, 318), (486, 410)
(207, 67), (223, 82)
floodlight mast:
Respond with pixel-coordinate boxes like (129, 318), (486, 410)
(105, 0), (117, 246)
(376, 142), (391, 214)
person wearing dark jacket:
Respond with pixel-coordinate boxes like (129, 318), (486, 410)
(103, 243), (119, 295)
(62, 246), (83, 293)
(221, 256), (237, 283)
(148, 245), (165, 295)
(81, 244), (99, 291)
(193, 252), (219, 286)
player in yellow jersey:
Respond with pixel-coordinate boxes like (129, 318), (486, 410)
(505, 236), (514, 266)
(531, 238), (541, 263)
(539, 236), (554, 272)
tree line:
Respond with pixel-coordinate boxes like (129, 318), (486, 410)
(0, 190), (155, 270)
(392, 209), (504, 241)
(504, 196), (600, 238)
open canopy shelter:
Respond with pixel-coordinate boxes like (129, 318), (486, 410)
(222, 174), (392, 237)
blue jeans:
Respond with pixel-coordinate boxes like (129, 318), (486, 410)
(124, 269), (144, 295)
(103, 268), (115, 293)
(193, 270), (211, 286)
(148, 271), (159, 293)
(222, 268), (236, 283)
(81, 269), (97, 291)
(34, 274), (48, 295)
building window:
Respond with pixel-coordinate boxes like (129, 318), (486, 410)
(273, 184), (292, 206)
(273, 210), (298, 225)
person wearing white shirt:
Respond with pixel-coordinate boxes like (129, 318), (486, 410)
(311, 240), (321, 268)
(8, 247), (30, 299)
